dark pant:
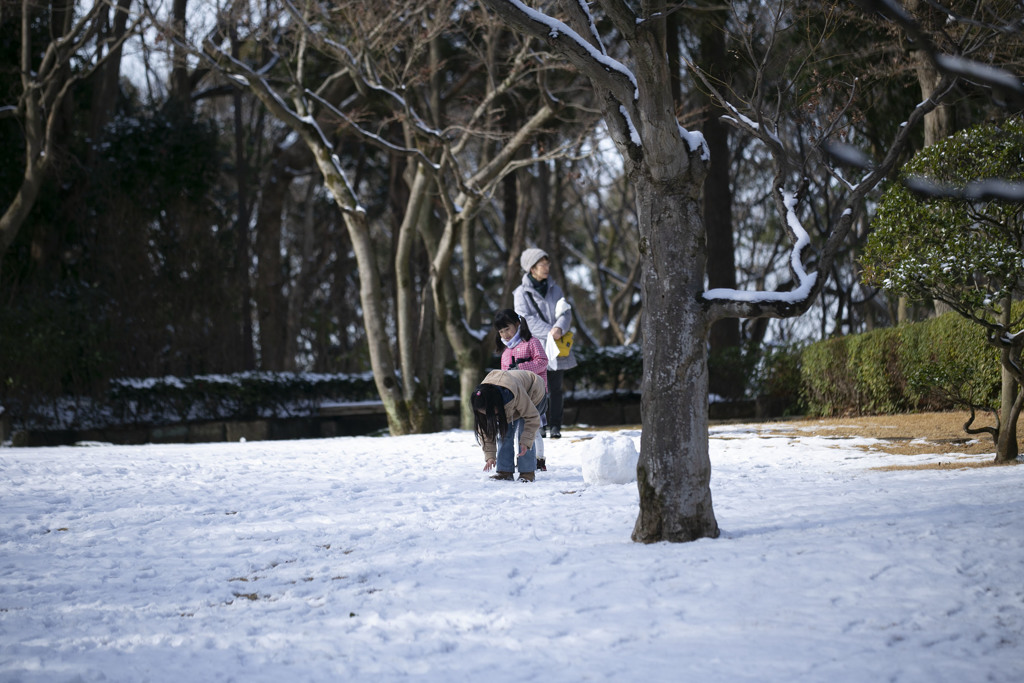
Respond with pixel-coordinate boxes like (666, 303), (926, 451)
(548, 369), (565, 429)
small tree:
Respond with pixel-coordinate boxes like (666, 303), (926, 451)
(862, 117), (1024, 463)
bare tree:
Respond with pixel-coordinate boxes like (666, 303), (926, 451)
(0, 0), (144, 261)
(160, 0), (591, 432)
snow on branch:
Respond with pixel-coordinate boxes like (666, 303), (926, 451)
(703, 189), (817, 309)
(570, 0), (606, 55)
(482, 0), (638, 102)
(677, 124), (710, 162)
(719, 101), (783, 149)
(200, 38), (363, 213)
(303, 89), (440, 171)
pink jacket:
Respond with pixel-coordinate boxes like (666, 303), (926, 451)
(500, 336), (548, 390)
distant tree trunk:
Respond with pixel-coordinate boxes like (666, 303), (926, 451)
(254, 144), (300, 371)
(169, 0), (191, 107)
(996, 301), (1020, 462)
(696, 7), (740, 399)
(536, 156), (554, 255)
(500, 172), (531, 310)
(909, 0), (954, 319)
(996, 360), (1020, 462)
(231, 28), (256, 372)
(397, 162), (444, 433)
(897, 297), (910, 324)
(87, 0), (133, 162)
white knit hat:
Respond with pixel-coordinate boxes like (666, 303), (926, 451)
(520, 248), (548, 272)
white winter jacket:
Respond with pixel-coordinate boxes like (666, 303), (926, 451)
(513, 274), (577, 371)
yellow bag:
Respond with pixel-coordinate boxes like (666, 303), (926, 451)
(554, 331), (574, 357)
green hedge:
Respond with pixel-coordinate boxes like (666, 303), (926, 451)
(6, 313), (1002, 432)
(801, 312), (1002, 417)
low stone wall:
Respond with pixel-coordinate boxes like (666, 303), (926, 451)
(6, 393), (767, 447)
(10, 414), (393, 448)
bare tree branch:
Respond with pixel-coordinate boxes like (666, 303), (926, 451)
(1, 0), (146, 260)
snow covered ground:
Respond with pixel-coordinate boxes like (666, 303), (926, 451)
(1, 423), (1022, 682)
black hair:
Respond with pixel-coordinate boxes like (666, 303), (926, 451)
(493, 308), (532, 354)
(471, 383), (509, 444)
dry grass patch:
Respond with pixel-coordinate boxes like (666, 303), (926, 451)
(755, 410), (998, 457)
(750, 410), (1024, 470)
(589, 410), (1023, 470)
(872, 460), (1018, 472)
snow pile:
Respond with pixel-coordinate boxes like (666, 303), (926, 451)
(579, 432), (639, 485)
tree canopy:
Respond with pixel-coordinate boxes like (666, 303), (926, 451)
(862, 117), (1024, 316)
(862, 116), (1024, 462)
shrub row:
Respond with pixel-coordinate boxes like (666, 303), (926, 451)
(5, 344), (646, 432)
(4, 315), (1002, 433)
(800, 312), (1002, 417)
(7, 371), (455, 432)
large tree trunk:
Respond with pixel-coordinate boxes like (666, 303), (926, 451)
(631, 175), (720, 543)
(337, 209), (414, 434)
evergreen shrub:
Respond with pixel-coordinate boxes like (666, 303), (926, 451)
(801, 313), (1001, 417)
(571, 344), (643, 395)
(753, 344), (805, 416)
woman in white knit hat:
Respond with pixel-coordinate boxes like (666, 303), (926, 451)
(513, 247), (576, 443)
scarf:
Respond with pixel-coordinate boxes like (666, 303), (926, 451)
(501, 329), (523, 349)
(528, 273), (549, 298)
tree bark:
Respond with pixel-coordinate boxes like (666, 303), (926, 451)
(633, 174), (720, 542)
